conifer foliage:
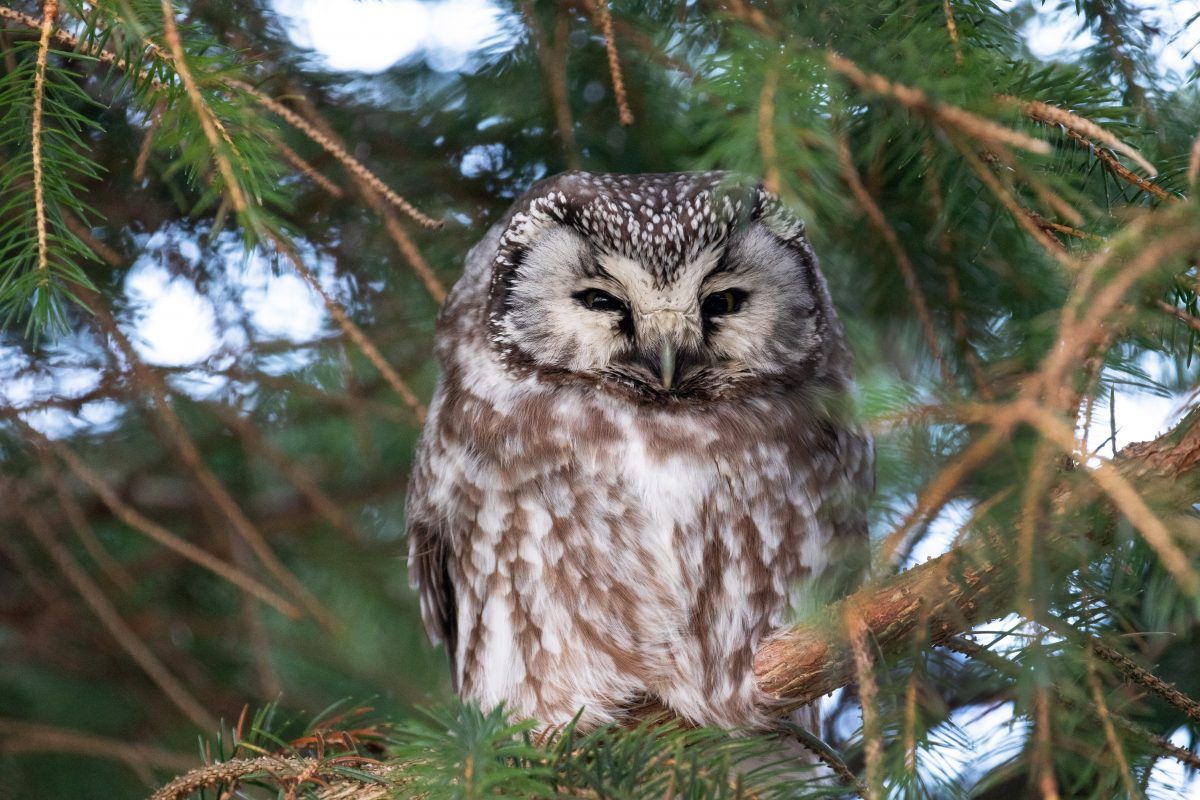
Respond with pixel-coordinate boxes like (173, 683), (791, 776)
(0, 1), (1199, 797)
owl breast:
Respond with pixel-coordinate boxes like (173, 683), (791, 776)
(412, 356), (835, 729)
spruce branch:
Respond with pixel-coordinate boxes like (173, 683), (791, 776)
(942, 0), (962, 66)
(30, 0), (57, 284)
(836, 131), (954, 387)
(8, 416), (303, 619)
(270, 233), (428, 423)
(522, 1), (579, 170)
(158, 0), (247, 215)
(231, 81), (442, 230)
(824, 51), (1051, 156)
(1012, 96), (1157, 177)
(8, 492), (218, 731)
(1087, 662), (1156, 799)
(0, 718), (198, 778)
(594, 0), (633, 126)
(279, 87), (448, 302)
(756, 65), (780, 195)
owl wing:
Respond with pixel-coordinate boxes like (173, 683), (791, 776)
(406, 439), (459, 684)
(824, 422), (875, 591)
(407, 516), (458, 680)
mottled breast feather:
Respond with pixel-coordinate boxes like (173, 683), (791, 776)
(406, 171), (872, 731)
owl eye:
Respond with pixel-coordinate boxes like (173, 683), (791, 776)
(701, 289), (748, 317)
(574, 289), (626, 313)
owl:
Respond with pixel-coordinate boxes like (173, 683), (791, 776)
(406, 171), (871, 731)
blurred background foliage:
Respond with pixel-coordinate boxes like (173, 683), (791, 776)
(1, 0), (1199, 797)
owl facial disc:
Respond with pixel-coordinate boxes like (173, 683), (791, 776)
(485, 171), (835, 403)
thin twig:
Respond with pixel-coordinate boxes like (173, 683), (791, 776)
(1188, 129), (1200, 188)
(1087, 636), (1200, 727)
(229, 531), (283, 700)
(846, 605), (883, 800)
(1086, 661), (1141, 798)
(1017, 441), (1055, 622)
(1027, 212), (1101, 242)
(0, 28), (17, 75)
(949, 136), (1080, 270)
(594, 0), (633, 125)
(36, 446), (136, 592)
(877, 417), (1015, 567)
(31, 0), (57, 285)
(1032, 687), (1061, 800)
(133, 104), (162, 183)
(837, 133), (954, 386)
(1155, 299), (1200, 334)
(211, 402), (361, 543)
(270, 233), (428, 423)
(286, 90), (448, 303)
(275, 138), (343, 198)
(922, 152), (992, 397)
(522, 2), (579, 169)
(778, 721), (865, 796)
(12, 497), (217, 731)
(15, 422), (303, 619)
(1013, 97), (1157, 176)
(757, 66), (781, 194)
(0, 533), (59, 604)
(0, 718), (197, 776)
(160, 0), (247, 213)
(942, 0), (963, 65)
(826, 51), (1050, 155)
(1063, 129), (1174, 202)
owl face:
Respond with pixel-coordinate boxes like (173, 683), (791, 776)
(487, 172), (834, 403)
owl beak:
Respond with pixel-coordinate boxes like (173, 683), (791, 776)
(658, 341), (676, 390)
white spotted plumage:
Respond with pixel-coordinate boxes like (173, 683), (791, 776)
(407, 171), (871, 731)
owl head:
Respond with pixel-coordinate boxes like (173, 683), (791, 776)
(486, 171), (847, 403)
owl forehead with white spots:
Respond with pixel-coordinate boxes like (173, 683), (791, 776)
(485, 171), (835, 403)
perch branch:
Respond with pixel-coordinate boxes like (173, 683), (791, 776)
(754, 413), (1200, 709)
